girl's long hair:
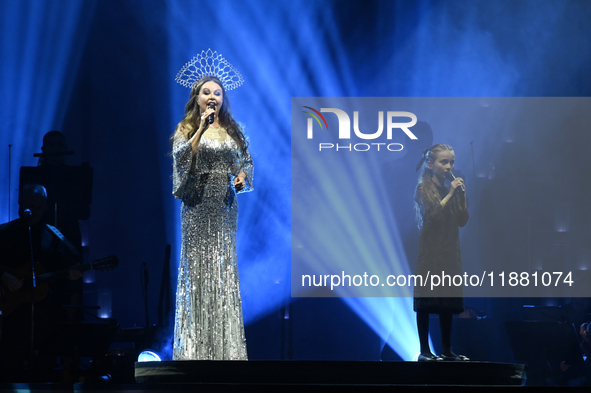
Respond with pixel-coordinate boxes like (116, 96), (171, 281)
(169, 76), (248, 153)
(414, 144), (454, 229)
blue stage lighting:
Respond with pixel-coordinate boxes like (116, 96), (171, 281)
(137, 350), (162, 362)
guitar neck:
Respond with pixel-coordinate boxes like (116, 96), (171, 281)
(38, 262), (93, 283)
(0, 256), (118, 287)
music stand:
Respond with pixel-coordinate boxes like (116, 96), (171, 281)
(19, 163), (93, 224)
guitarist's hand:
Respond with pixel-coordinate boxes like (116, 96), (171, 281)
(1, 272), (23, 291)
(67, 269), (83, 280)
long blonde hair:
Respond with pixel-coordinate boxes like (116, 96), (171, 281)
(414, 144), (454, 229)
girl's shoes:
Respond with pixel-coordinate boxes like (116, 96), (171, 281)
(440, 353), (470, 361)
(418, 353), (443, 362)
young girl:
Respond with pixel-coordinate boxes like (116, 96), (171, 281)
(414, 144), (469, 362)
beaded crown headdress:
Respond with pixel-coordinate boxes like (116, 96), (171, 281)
(176, 49), (244, 91)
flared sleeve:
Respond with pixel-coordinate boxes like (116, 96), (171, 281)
(172, 134), (195, 199)
(236, 149), (254, 194)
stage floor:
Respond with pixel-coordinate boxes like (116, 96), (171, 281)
(0, 383), (584, 393)
(4, 360), (591, 391)
(135, 360), (525, 386)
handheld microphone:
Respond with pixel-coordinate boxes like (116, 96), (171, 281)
(445, 171), (465, 193)
(207, 102), (216, 124)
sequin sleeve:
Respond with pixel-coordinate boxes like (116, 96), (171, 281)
(172, 135), (195, 199)
(236, 149), (254, 194)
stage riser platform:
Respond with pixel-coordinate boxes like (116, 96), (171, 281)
(134, 360), (525, 386)
(2, 382), (591, 392)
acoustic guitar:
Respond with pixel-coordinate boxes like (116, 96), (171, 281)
(0, 255), (118, 316)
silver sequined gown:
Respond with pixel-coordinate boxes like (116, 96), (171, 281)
(172, 126), (253, 360)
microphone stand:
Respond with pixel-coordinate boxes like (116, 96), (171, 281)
(8, 144), (12, 221)
(26, 217), (37, 380)
(141, 262), (149, 328)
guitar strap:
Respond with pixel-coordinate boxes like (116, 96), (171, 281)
(45, 224), (80, 257)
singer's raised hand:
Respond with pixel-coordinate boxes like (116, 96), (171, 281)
(450, 177), (468, 211)
(450, 177), (464, 193)
(198, 107), (216, 132)
(188, 107), (216, 153)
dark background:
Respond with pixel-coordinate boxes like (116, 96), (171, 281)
(1, 0), (590, 363)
